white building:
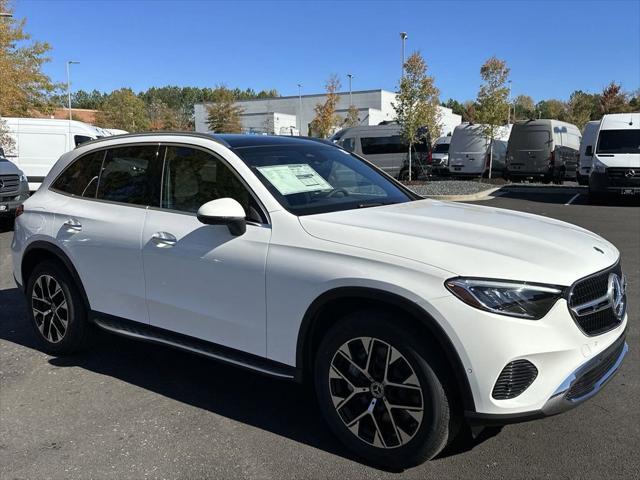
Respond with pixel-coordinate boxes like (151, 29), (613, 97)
(194, 89), (461, 138)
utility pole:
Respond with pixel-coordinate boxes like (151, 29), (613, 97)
(297, 83), (303, 135)
(507, 80), (513, 123)
(66, 61), (80, 145)
(400, 32), (408, 77)
(347, 74), (354, 107)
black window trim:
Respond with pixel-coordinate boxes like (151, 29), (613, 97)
(49, 141), (271, 226)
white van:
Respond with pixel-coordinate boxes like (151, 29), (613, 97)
(577, 120), (600, 185)
(430, 136), (451, 175)
(2, 118), (104, 190)
(588, 112), (640, 201)
(448, 123), (512, 177)
(330, 125), (429, 180)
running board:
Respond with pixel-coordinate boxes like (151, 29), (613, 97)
(92, 312), (298, 380)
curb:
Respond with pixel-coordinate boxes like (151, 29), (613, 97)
(421, 186), (502, 201)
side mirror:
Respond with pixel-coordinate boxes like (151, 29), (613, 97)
(197, 198), (246, 236)
(585, 145), (593, 157)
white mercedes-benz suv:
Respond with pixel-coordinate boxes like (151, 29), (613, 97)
(11, 133), (628, 468)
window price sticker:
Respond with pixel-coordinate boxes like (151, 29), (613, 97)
(257, 164), (333, 195)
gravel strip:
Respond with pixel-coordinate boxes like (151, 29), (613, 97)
(405, 180), (496, 197)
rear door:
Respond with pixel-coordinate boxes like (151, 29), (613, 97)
(49, 144), (161, 323)
(510, 128), (551, 173)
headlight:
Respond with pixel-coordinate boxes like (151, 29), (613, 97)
(445, 278), (565, 319)
(592, 158), (607, 173)
(20, 174), (28, 183)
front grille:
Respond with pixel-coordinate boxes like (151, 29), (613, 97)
(568, 263), (626, 336)
(0, 174), (20, 194)
(565, 333), (626, 401)
(606, 168), (640, 187)
(492, 360), (538, 400)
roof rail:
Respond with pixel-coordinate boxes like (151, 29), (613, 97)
(77, 131), (231, 149)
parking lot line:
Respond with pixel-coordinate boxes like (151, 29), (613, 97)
(565, 193), (581, 205)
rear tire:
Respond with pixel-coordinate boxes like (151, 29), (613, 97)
(26, 260), (92, 355)
(314, 310), (454, 468)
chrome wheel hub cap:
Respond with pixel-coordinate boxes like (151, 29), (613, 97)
(328, 337), (424, 449)
(32, 275), (68, 343)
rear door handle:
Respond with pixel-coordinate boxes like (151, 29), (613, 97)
(151, 231), (177, 248)
(63, 218), (82, 232)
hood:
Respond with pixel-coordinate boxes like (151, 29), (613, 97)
(0, 159), (23, 176)
(299, 200), (619, 286)
(595, 153), (640, 168)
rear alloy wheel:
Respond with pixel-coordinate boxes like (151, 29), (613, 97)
(315, 312), (453, 468)
(26, 260), (92, 354)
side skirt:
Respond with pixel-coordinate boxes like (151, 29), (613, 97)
(91, 312), (299, 381)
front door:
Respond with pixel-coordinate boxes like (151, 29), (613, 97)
(141, 145), (270, 356)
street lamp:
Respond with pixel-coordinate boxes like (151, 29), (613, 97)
(297, 83), (303, 135)
(66, 61), (80, 121)
(400, 32), (408, 77)
(0, 12), (13, 17)
(507, 80), (513, 123)
(347, 74), (354, 107)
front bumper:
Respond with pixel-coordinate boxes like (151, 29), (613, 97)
(590, 170), (640, 195)
(0, 185), (29, 216)
(466, 329), (628, 425)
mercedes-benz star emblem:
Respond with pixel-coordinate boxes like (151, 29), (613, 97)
(625, 169), (636, 178)
(607, 273), (626, 321)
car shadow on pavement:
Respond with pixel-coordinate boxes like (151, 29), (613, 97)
(496, 190), (640, 206)
(0, 218), (15, 234)
(0, 284), (496, 471)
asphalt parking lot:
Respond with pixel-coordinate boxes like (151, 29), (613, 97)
(1, 190), (638, 479)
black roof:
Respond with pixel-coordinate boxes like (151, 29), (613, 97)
(215, 134), (332, 149)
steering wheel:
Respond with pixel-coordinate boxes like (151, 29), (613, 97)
(326, 188), (350, 198)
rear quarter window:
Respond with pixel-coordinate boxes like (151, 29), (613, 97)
(51, 150), (105, 198)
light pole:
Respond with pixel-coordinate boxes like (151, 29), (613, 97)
(66, 61), (80, 121)
(400, 32), (408, 77)
(0, 12), (13, 17)
(507, 80), (513, 123)
(297, 83), (303, 135)
(347, 74), (354, 107)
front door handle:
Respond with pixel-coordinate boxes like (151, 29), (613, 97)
(151, 231), (177, 248)
(63, 218), (82, 232)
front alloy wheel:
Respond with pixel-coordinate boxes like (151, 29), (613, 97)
(329, 337), (424, 448)
(315, 312), (453, 468)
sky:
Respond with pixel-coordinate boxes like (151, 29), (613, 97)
(12, 0), (640, 102)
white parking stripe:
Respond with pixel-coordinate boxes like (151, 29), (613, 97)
(565, 193), (580, 205)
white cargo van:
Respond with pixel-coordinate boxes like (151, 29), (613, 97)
(430, 136), (451, 175)
(588, 112), (640, 201)
(2, 118), (104, 190)
(448, 123), (512, 177)
(577, 120), (600, 185)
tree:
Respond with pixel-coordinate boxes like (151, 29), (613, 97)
(535, 99), (567, 120)
(0, 0), (57, 147)
(310, 74), (341, 138)
(512, 95), (535, 121)
(344, 104), (360, 127)
(599, 82), (628, 115)
(95, 88), (150, 132)
(147, 99), (181, 130)
(475, 56), (510, 178)
(566, 90), (598, 130)
(462, 101), (477, 123)
(206, 87), (244, 133)
(442, 98), (465, 117)
(393, 51), (441, 181)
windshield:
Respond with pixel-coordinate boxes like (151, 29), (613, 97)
(235, 143), (414, 216)
(433, 143), (449, 154)
(597, 130), (640, 154)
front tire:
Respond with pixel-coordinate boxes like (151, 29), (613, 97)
(26, 260), (92, 355)
(314, 311), (453, 468)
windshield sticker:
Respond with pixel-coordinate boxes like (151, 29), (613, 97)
(257, 164), (333, 195)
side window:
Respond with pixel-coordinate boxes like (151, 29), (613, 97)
(360, 135), (407, 155)
(161, 146), (262, 222)
(96, 145), (159, 206)
(340, 137), (355, 152)
(74, 135), (93, 147)
(51, 150), (104, 198)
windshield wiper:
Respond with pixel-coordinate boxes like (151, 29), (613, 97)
(357, 202), (391, 209)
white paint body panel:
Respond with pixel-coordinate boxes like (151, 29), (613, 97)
(11, 133), (627, 417)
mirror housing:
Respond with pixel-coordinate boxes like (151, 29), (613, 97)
(585, 145), (593, 157)
(197, 198), (246, 236)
